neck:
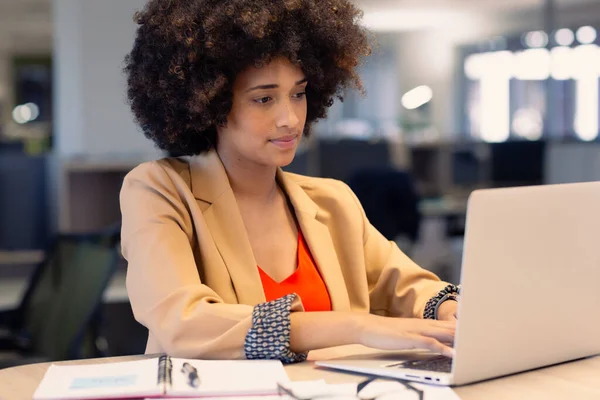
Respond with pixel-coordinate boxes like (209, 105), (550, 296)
(217, 149), (279, 202)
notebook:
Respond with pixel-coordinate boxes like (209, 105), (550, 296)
(33, 355), (289, 400)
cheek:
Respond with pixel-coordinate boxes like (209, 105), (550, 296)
(244, 113), (274, 139)
(297, 101), (308, 121)
(227, 109), (273, 142)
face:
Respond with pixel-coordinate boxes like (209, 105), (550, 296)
(216, 57), (308, 168)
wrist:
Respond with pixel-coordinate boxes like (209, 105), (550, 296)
(347, 312), (370, 346)
(424, 284), (461, 320)
(434, 295), (459, 320)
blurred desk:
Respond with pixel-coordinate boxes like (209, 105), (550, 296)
(415, 197), (468, 284)
(0, 251), (45, 266)
(420, 197), (468, 218)
(0, 345), (599, 400)
(420, 196), (468, 239)
(0, 270), (128, 311)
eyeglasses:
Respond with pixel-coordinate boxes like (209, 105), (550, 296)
(277, 376), (424, 400)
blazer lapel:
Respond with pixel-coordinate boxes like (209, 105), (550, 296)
(188, 151), (266, 306)
(278, 170), (352, 311)
(187, 151), (351, 310)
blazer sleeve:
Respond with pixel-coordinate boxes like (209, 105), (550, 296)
(341, 182), (448, 318)
(120, 161), (305, 362)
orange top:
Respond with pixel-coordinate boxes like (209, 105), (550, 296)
(258, 230), (332, 312)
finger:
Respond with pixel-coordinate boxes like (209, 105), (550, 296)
(421, 321), (456, 334)
(410, 334), (453, 356)
(419, 328), (455, 345)
(408, 334), (455, 358)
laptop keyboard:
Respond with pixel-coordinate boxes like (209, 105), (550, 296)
(388, 356), (453, 373)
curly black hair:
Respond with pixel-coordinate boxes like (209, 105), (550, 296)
(124, 0), (371, 155)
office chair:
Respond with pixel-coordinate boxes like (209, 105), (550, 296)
(0, 224), (121, 368)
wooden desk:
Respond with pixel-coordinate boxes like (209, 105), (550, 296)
(0, 345), (599, 400)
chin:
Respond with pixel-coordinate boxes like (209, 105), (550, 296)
(272, 151), (297, 168)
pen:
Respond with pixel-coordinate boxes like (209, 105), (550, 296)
(181, 362), (200, 388)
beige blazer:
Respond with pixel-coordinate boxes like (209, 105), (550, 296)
(120, 149), (448, 359)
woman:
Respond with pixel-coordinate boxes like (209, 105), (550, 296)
(121, 0), (459, 363)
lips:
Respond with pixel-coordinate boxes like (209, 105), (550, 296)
(270, 134), (297, 142)
(269, 134), (298, 149)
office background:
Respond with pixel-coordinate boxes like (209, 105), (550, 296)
(1, 0), (600, 365)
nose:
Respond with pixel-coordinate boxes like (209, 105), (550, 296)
(276, 99), (300, 129)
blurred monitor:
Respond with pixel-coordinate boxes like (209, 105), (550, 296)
(0, 150), (49, 250)
(14, 56), (53, 123)
(545, 141), (600, 185)
(452, 148), (483, 187)
(317, 138), (391, 182)
(490, 140), (546, 187)
(410, 147), (442, 197)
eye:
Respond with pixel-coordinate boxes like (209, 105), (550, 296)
(293, 92), (307, 99)
(254, 96), (272, 104)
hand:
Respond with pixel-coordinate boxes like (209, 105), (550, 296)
(436, 300), (458, 321)
(356, 314), (455, 358)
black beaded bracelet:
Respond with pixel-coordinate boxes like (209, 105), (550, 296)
(423, 284), (461, 320)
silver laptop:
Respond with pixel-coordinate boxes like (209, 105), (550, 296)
(316, 182), (600, 386)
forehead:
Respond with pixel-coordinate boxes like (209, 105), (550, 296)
(235, 57), (305, 88)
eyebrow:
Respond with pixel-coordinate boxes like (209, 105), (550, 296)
(245, 78), (308, 93)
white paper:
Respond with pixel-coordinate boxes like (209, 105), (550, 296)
(33, 359), (162, 400)
(156, 397), (285, 400)
(167, 358), (289, 397)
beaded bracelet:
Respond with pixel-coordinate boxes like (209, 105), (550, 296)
(423, 284), (461, 320)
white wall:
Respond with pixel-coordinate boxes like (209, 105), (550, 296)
(53, 0), (83, 155)
(390, 31), (456, 137)
(53, 0), (160, 158)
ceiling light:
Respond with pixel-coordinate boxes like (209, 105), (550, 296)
(555, 29), (574, 47)
(576, 26), (597, 45)
(401, 86), (433, 110)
